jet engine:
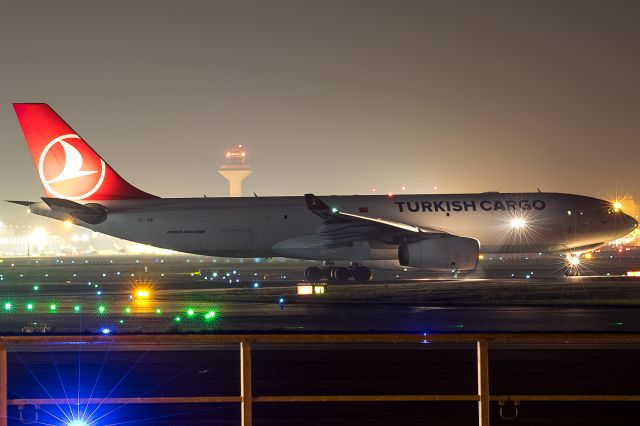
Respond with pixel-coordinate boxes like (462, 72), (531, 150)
(398, 236), (479, 270)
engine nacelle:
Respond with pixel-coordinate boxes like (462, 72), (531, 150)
(398, 236), (479, 270)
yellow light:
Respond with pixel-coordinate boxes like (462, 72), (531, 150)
(297, 285), (313, 295)
(63, 220), (73, 228)
(313, 285), (325, 294)
(478, 254), (485, 260)
(569, 256), (580, 266)
(627, 271), (640, 277)
(613, 201), (622, 212)
(134, 289), (150, 299)
(584, 252), (592, 260)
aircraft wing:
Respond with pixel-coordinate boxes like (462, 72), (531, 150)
(304, 193), (450, 245)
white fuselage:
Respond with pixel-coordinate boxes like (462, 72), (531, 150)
(29, 192), (637, 262)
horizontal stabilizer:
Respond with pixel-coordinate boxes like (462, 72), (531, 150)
(5, 200), (36, 207)
(41, 197), (107, 224)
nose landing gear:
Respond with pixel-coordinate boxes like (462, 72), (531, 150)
(563, 253), (582, 276)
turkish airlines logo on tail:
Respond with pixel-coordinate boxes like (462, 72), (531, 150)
(38, 134), (106, 200)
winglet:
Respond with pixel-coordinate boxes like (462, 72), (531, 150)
(304, 194), (338, 220)
(304, 193), (330, 210)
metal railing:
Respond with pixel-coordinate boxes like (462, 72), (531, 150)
(1, 333), (640, 426)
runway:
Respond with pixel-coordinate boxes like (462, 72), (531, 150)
(1, 255), (640, 425)
(2, 254), (640, 333)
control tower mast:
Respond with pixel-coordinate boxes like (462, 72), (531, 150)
(218, 144), (252, 197)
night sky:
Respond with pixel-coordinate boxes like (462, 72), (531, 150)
(1, 0), (639, 223)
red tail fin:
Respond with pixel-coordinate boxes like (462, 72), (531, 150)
(14, 103), (157, 201)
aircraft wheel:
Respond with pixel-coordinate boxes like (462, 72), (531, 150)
(330, 267), (352, 283)
(305, 266), (324, 281)
(352, 266), (372, 282)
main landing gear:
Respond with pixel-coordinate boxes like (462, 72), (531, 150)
(304, 265), (372, 283)
(563, 253), (582, 276)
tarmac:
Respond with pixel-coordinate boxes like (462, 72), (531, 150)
(1, 254), (640, 424)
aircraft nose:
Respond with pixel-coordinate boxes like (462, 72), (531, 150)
(623, 212), (638, 234)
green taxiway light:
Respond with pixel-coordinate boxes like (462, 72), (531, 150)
(97, 305), (106, 314)
(174, 316), (181, 322)
(3, 302), (12, 311)
(155, 308), (162, 315)
(33, 285), (39, 291)
(73, 305), (81, 313)
(204, 310), (217, 320)
(124, 307), (132, 314)
(186, 308), (195, 317)
(26, 303), (34, 311)
(49, 304), (57, 312)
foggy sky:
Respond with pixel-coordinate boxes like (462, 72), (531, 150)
(1, 0), (639, 223)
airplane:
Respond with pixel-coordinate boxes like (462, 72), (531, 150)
(8, 103), (638, 282)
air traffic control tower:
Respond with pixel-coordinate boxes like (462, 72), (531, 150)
(218, 144), (252, 197)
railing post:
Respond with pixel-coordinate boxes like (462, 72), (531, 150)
(477, 339), (490, 426)
(0, 348), (6, 426)
(241, 341), (252, 426)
